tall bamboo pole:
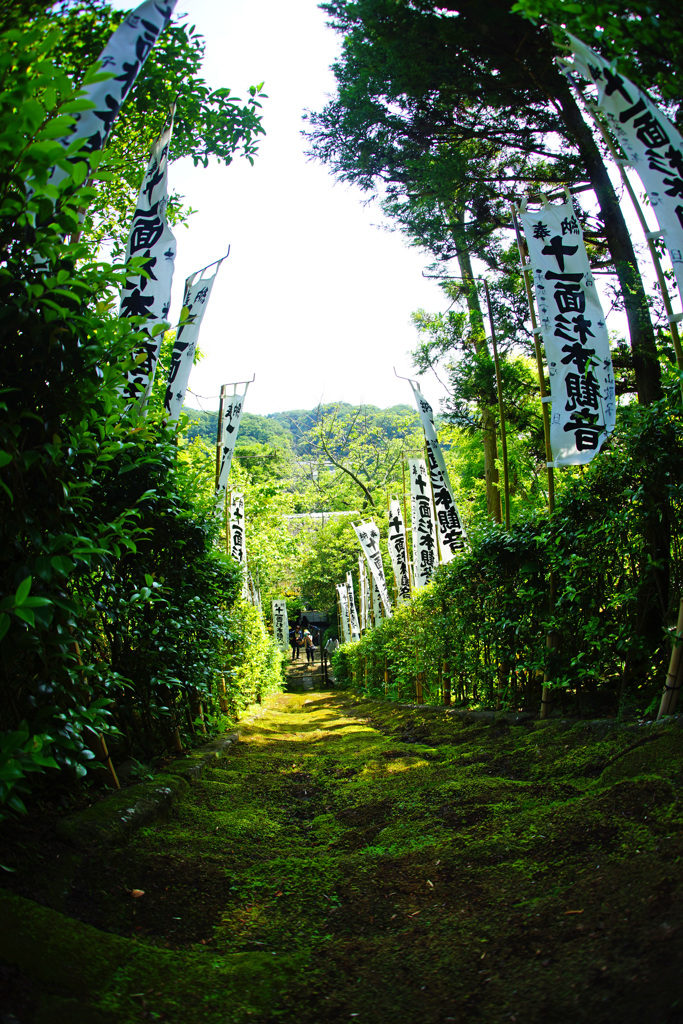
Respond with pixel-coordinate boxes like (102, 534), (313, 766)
(215, 385), (226, 491)
(484, 279), (511, 530)
(512, 204), (557, 720)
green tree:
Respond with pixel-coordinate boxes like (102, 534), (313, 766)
(306, 0), (663, 406)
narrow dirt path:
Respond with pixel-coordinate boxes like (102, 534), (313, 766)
(2, 686), (683, 1023)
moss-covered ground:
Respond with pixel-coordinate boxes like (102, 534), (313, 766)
(2, 674), (683, 1023)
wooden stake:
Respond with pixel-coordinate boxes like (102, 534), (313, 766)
(658, 598), (683, 719)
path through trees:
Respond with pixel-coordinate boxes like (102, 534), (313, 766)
(1, 685), (682, 1022)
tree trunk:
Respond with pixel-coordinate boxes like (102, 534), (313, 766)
(453, 211), (503, 524)
(554, 76), (663, 406)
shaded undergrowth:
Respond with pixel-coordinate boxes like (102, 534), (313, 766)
(1, 692), (683, 1023)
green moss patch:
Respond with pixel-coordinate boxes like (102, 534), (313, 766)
(2, 693), (683, 1023)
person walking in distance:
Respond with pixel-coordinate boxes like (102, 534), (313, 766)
(303, 629), (315, 664)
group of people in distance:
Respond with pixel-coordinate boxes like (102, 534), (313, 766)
(289, 625), (316, 662)
(289, 616), (341, 667)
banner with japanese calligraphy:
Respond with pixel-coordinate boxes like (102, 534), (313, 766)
(165, 258), (226, 421)
(371, 576), (384, 626)
(228, 492), (247, 572)
(50, 1), (176, 190)
(337, 584), (352, 644)
(409, 384), (466, 560)
(519, 198), (616, 465)
(120, 119), (176, 403)
(409, 458), (439, 588)
(346, 572), (361, 641)
(216, 385), (249, 500)
(272, 599), (289, 650)
(358, 555), (369, 632)
(568, 35), (683, 300)
(387, 499), (412, 602)
(354, 521), (393, 617)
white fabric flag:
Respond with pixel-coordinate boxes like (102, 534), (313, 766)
(337, 584), (352, 643)
(229, 492), (247, 571)
(520, 198), (616, 465)
(272, 599), (289, 651)
(216, 385), (249, 500)
(409, 384), (466, 559)
(568, 35), (683, 300)
(387, 499), (412, 603)
(164, 257), (226, 421)
(354, 521), (392, 617)
(346, 572), (361, 641)
(409, 458), (439, 588)
(50, 1), (176, 190)
(120, 120), (176, 402)
(358, 556), (367, 631)
(371, 577), (384, 626)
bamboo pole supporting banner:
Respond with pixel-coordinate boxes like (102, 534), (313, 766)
(215, 384), (226, 491)
(484, 279), (511, 531)
(512, 203), (558, 720)
(658, 598), (683, 719)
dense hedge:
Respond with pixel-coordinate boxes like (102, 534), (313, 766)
(0, 25), (281, 818)
(333, 400), (683, 718)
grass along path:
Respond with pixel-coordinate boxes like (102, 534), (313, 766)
(2, 687), (683, 1023)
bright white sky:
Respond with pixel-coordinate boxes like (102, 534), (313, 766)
(121, 0), (452, 416)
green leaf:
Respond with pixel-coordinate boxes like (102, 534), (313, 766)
(15, 577), (31, 606)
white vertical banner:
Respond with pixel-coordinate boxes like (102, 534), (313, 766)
(49, 0), (177, 190)
(272, 599), (289, 651)
(354, 521), (392, 617)
(409, 458), (438, 589)
(409, 384), (466, 559)
(164, 256), (227, 421)
(567, 35), (683, 300)
(229, 492), (247, 594)
(358, 555), (368, 631)
(519, 198), (616, 465)
(216, 385), (249, 500)
(387, 499), (412, 602)
(120, 118), (177, 403)
(346, 572), (361, 641)
(337, 584), (352, 643)
(371, 577), (384, 626)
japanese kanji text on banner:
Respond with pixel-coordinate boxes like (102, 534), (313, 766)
(165, 258), (226, 422)
(120, 120), (176, 403)
(567, 35), (683, 301)
(409, 458), (438, 588)
(272, 600), (289, 651)
(354, 521), (393, 617)
(409, 384), (466, 559)
(388, 499), (412, 602)
(217, 386), (249, 500)
(50, 1), (177, 189)
(519, 199), (616, 465)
